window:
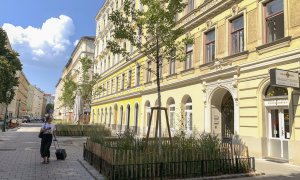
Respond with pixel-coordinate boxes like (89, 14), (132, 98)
(185, 44), (193, 70)
(169, 50), (176, 75)
(108, 56), (110, 69)
(121, 73), (125, 90)
(231, 16), (244, 54)
(135, 65), (140, 86)
(158, 57), (163, 78)
(128, 70), (132, 88)
(265, 0), (284, 43)
(103, 16), (106, 27)
(119, 106), (123, 131)
(168, 99), (175, 129)
(109, 107), (112, 127)
(116, 76), (119, 92)
(146, 61), (152, 82)
(126, 105), (130, 129)
(205, 29), (215, 63)
(185, 97), (192, 131)
(110, 79), (113, 94)
(134, 103), (139, 133)
(104, 60), (107, 71)
(130, 43), (134, 54)
(106, 81), (109, 95)
(123, 42), (126, 51)
(187, 0), (195, 13)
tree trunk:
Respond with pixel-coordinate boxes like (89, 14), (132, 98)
(156, 37), (162, 155)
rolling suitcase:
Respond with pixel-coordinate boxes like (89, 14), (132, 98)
(53, 139), (67, 160)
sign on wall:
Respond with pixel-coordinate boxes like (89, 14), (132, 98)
(270, 69), (300, 88)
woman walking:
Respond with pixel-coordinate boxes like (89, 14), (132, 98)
(40, 116), (56, 164)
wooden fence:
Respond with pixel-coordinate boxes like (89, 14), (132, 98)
(83, 138), (254, 179)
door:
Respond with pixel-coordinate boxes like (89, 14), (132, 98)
(268, 108), (290, 159)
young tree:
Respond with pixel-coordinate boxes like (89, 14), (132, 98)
(107, 0), (193, 148)
(59, 57), (102, 123)
(59, 78), (77, 110)
(0, 28), (22, 105)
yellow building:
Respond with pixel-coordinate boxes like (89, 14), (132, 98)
(92, 0), (300, 165)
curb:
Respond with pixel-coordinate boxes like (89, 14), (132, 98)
(174, 171), (265, 180)
(77, 159), (106, 180)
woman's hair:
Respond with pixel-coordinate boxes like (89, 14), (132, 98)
(45, 116), (52, 122)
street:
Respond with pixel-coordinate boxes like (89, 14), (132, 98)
(0, 123), (104, 180)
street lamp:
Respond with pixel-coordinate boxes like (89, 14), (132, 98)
(2, 91), (11, 132)
(16, 99), (21, 120)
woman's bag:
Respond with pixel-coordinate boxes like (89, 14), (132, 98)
(38, 131), (43, 138)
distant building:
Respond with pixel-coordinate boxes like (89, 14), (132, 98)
(54, 36), (95, 122)
(31, 86), (44, 118)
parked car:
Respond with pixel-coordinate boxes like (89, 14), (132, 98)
(22, 116), (31, 123)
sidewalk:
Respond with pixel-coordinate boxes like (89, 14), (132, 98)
(0, 124), (104, 180)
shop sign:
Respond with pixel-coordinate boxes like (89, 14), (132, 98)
(264, 99), (289, 107)
(270, 69), (299, 88)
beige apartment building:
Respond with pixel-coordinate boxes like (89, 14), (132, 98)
(31, 86), (44, 118)
(54, 36), (95, 122)
(92, 0), (300, 165)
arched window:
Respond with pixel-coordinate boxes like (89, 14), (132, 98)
(109, 107), (112, 127)
(101, 109), (103, 124)
(265, 86), (288, 97)
(119, 106), (123, 131)
(167, 98), (176, 129)
(97, 108), (100, 124)
(145, 101), (151, 129)
(134, 103), (139, 133)
(104, 108), (107, 124)
(185, 97), (192, 131)
(126, 104), (131, 129)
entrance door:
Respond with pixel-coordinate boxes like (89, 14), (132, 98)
(268, 108), (290, 159)
(221, 92), (234, 141)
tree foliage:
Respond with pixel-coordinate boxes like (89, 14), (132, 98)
(107, 0), (193, 141)
(60, 77), (77, 109)
(0, 28), (22, 104)
(45, 103), (54, 114)
(59, 57), (102, 112)
(79, 57), (102, 109)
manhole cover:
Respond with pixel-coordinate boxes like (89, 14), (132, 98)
(0, 148), (16, 151)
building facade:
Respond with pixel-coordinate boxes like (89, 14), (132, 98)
(31, 86), (44, 119)
(54, 36), (95, 122)
(91, 0), (300, 165)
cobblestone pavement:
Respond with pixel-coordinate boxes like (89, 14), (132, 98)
(0, 123), (104, 180)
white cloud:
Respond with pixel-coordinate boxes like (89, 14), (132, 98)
(73, 40), (79, 47)
(2, 15), (75, 59)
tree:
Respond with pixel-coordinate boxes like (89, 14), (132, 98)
(59, 78), (77, 109)
(107, 0), (193, 149)
(59, 57), (102, 123)
(0, 28), (22, 105)
(45, 103), (54, 115)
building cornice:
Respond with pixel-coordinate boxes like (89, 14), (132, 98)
(92, 91), (141, 106)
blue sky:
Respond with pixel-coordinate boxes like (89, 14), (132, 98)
(0, 0), (105, 94)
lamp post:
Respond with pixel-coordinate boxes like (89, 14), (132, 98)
(16, 99), (21, 120)
(2, 91), (11, 132)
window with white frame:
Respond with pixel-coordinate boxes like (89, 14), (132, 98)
(106, 81), (109, 95)
(135, 64), (140, 86)
(264, 0), (284, 43)
(146, 61), (152, 83)
(108, 56), (110, 69)
(169, 50), (176, 75)
(185, 44), (193, 70)
(169, 103), (175, 129)
(231, 15), (244, 54)
(205, 29), (215, 63)
(104, 60), (107, 71)
(185, 97), (193, 131)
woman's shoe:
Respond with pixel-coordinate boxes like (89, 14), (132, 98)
(46, 158), (50, 164)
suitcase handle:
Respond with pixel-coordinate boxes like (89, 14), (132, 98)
(53, 134), (60, 150)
